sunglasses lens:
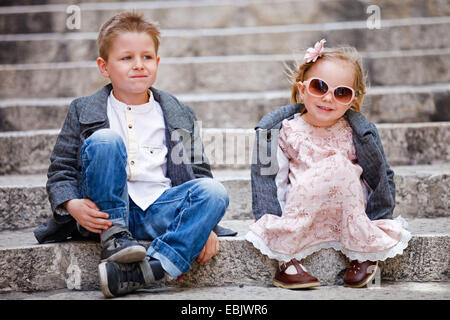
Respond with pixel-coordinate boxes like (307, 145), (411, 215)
(334, 87), (353, 104)
(309, 79), (328, 96)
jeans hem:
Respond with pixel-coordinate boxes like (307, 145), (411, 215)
(105, 207), (128, 228)
(147, 239), (190, 278)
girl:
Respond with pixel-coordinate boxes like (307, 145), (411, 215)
(246, 39), (411, 289)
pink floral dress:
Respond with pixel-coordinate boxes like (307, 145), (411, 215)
(246, 116), (411, 262)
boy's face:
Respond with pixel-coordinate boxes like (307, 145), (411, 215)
(97, 32), (160, 105)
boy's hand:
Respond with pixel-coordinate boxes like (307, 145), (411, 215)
(196, 231), (219, 265)
(64, 199), (112, 234)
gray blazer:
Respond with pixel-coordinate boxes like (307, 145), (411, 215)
(35, 84), (235, 243)
(251, 104), (395, 221)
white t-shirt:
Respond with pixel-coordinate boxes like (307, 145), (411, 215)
(107, 90), (171, 211)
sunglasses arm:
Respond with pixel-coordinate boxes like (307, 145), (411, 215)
(296, 81), (306, 101)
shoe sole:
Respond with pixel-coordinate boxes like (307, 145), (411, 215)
(98, 262), (114, 298)
(344, 262), (379, 288)
(101, 245), (147, 263)
(273, 279), (321, 289)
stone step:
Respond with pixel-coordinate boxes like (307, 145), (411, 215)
(0, 282), (449, 300)
(0, 0), (173, 5)
(1, 49), (449, 99)
(0, 123), (448, 175)
(1, 84), (449, 131)
(2, 16), (450, 64)
(1, 0), (449, 34)
(0, 218), (448, 292)
(0, 164), (448, 232)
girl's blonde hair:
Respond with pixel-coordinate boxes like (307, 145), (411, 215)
(288, 46), (367, 114)
(97, 11), (161, 61)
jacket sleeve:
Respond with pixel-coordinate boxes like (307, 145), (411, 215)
(371, 123), (396, 207)
(46, 99), (82, 217)
(364, 122), (396, 220)
(251, 128), (283, 220)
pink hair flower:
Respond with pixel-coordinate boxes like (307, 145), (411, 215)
(304, 39), (326, 63)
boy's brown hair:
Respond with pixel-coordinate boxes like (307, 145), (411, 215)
(288, 46), (367, 113)
(97, 11), (161, 61)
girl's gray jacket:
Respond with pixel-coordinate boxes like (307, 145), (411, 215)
(251, 104), (395, 221)
(35, 84), (235, 243)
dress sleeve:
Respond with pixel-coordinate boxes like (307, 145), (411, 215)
(278, 119), (292, 160)
(275, 120), (291, 211)
(275, 145), (289, 211)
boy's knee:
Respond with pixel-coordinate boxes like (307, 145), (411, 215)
(88, 129), (123, 144)
(196, 178), (229, 209)
(83, 129), (126, 155)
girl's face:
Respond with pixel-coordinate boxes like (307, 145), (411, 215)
(298, 59), (356, 127)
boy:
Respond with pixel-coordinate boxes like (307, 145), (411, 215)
(34, 11), (234, 298)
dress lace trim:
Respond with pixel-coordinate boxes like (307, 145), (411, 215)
(246, 216), (412, 263)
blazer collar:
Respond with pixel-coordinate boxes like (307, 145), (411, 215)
(79, 84), (192, 132)
(256, 103), (302, 130)
(150, 87), (193, 132)
(79, 84), (111, 124)
(254, 104), (375, 140)
(344, 109), (375, 139)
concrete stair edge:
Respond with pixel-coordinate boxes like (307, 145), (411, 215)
(1, 50), (450, 99)
(1, 0), (450, 35)
(2, 19), (450, 65)
(0, 163), (449, 231)
(0, 218), (448, 292)
(1, 85), (450, 130)
(0, 281), (449, 300)
(0, 0), (448, 297)
(0, 123), (449, 175)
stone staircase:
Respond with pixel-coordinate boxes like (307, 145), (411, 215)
(0, 0), (449, 299)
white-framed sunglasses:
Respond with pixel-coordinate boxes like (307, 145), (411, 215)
(301, 77), (355, 105)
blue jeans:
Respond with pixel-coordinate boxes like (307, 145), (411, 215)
(81, 129), (229, 278)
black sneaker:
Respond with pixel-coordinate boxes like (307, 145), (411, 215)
(100, 225), (146, 263)
(98, 258), (165, 298)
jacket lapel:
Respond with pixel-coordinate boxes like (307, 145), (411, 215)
(79, 84), (111, 125)
(345, 109), (380, 190)
(77, 84), (194, 185)
(151, 87), (193, 132)
(345, 109), (375, 140)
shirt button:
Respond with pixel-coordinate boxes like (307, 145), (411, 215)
(128, 124), (133, 129)
(130, 160), (135, 165)
(127, 107), (131, 111)
(150, 149), (154, 154)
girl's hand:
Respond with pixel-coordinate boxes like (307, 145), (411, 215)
(196, 231), (219, 265)
(64, 199), (112, 234)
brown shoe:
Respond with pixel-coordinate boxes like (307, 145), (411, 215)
(343, 260), (379, 288)
(273, 259), (320, 289)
